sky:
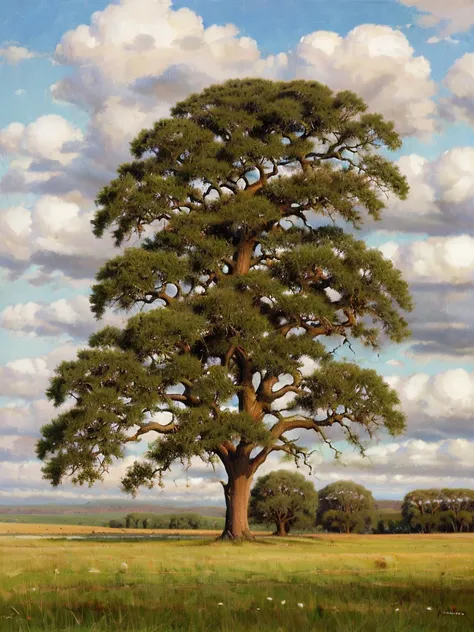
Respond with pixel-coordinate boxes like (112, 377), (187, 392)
(1, 0), (474, 506)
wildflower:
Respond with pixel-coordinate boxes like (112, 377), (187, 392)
(120, 562), (128, 573)
(54, 569), (59, 575)
(281, 600), (286, 605)
(267, 597), (273, 601)
(395, 608), (399, 612)
(256, 608), (260, 611)
(88, 568), (100, 573)
(427, 607), (432, 611)
(218, 602), (223, 606)
(297, 603), (304, 608)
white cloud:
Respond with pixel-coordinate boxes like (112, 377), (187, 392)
(426, 36), (459, 44)
(14, 89), (26, 96)
(0, 399), (58, 435)
(378, 148), (474, 234)
(0, 343), (80, 400)
(0, 294), (125, 339)
(399, 0), (474, 36)
(379, 234), (474, 284)
(296, 25), (437, 138)
(441, 53), (474, 127)
(0, 195), (116, 283)
(0, 115), (83, 164)
(0, 45), (37, 65)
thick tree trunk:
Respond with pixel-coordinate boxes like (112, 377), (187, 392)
(219, 474), (254, 541)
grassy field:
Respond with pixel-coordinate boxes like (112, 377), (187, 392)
(1, 532), (473, 631)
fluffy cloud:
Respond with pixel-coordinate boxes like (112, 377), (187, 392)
(386, 370), (474, 440)
(0, 195), (116, 283)
(440, 53), (474, 127)
(399, 0), (474, 36)
(296, 25), (437, 138)
(374, 148), (474, 234)
(0, 45), (37, 65)
(0, 115), (83, 164)
(0, 343), (80, 400)
(0, 295), (125, 340)
(380, 234), (474, 284)
(0, 399), (58, 435)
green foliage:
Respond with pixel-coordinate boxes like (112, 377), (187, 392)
(110, 513), (225, 530)
(402, 488), (474, 533)
(38, 78), (412, 509)
(249, 470), (318, 534)
(317, 481), (376, 533)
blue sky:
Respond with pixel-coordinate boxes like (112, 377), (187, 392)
(1, 0), (474, 504)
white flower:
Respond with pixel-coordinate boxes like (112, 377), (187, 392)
(297, 603), (304, 608)
(256, 608), (260, 611)
(31, 588), (36, 592)
(395, 608), (400, 612)
(281, 600), (286, 605)
(267, 597), (273, 601)
(120, 562), (128, 572)
(218, 602), (223, 606)
(88, 568), (100, 573)
(427, 607), (432, 611)
(54, 569), (59, 575)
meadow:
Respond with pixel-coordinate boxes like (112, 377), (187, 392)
(1, 527), (474, 632)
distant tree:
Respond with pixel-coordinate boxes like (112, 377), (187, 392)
(142, 517), (149, 529)
(317, 481), (376, 533)
(402, 489), (444, 533)
(440, 489), (474, 532)
(109, 519), (124, 528)
(320, 509), (363, 534)
(249, 470), (318, 536)
(37, 77), (412, 540)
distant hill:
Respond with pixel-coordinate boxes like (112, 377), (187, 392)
(0, 503), (226, 517)
(375, 500), (402, 512)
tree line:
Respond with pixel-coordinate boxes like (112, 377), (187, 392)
(109, 471), (474, 535)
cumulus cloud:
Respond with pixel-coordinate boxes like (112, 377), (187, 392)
(0, 295), (125, 340)
(380, 234), (474, 284)
(373, 148), (474, 234)
(0, 399), (58, 435)
(0, 343), (80, 400)
(399, 0), (474, 36)
(0, 44), (37, 65)
(0, 195), (116, 283)
(0, 114), (83, 164)
(440, 53), (474, 128)
(385, 370), (474, 440)
(296, 25), (437, 138)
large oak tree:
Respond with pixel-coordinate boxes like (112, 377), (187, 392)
(37, 78), (412, 540)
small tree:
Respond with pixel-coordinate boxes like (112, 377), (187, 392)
(317, 481), (375, 533)
(249, 469), (318, 535)
(36, 78), (411, 540)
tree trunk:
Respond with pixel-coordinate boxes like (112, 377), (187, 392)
(275, 521), (287, 536)
(219, 473), (254, 541)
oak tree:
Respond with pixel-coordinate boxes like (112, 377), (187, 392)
(37, 78), (412, 540)
(249, 469), (318, 536)
(317, 480), (376, 533)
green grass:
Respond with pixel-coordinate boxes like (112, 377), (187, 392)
(1, 534), (473, 631)
(0, 514), (117, 527)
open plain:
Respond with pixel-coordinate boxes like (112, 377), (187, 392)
(1, 527), (473, 631)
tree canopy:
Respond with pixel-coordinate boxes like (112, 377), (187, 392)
(36, 77), (412, 539)
(249, 469), (318, 535)
(317, 480), (376, 533)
